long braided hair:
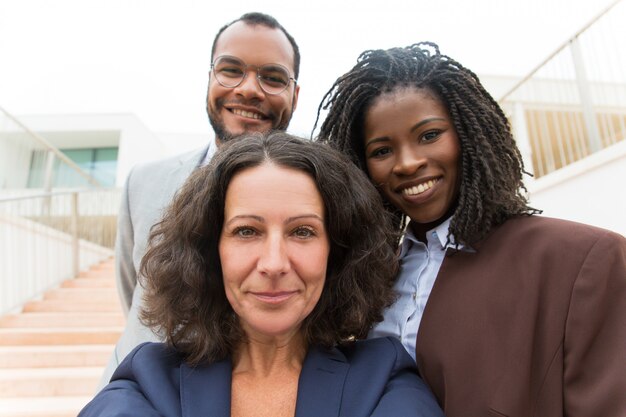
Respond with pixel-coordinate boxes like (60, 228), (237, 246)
(314, 42), (539, 247)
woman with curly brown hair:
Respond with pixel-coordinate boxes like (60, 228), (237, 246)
(315, 42), (626, 417)
(79, 132), (443, 417)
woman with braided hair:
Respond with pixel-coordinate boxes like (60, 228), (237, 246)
(315, 42), (626, 417)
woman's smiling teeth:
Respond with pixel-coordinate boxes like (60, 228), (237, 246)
(401, 179), (438, 196)
(232, 108), (263, 120)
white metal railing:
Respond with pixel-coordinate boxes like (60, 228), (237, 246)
(500, 0), (626, 178)
(0, 189), (120, 315)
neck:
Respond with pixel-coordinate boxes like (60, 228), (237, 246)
(232, 331), (307, 378)
(411, 221), (440, 244)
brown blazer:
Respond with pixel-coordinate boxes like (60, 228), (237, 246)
(414, 216), (626, 417)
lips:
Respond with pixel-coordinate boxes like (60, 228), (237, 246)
(250, 291), (298, 304)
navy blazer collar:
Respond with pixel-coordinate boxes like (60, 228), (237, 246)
(179, 345), (349, 417)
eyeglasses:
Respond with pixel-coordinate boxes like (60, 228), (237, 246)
(210, 55), (297, 95)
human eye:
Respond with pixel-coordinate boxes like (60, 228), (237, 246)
(218, 65), (244, 77)
(421, 130), (442, 142)
(259, 66), (289, 86)
(368, 146), (392, 159)
(233, 226), (257, 238)
(291, 226), (316, 239)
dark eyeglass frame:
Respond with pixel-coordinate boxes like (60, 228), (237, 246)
(210, 55), (297, 95)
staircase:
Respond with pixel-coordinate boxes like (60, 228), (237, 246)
(0, 258), (124, 417)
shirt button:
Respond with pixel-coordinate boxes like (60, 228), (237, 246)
(412, 292), (417, 300)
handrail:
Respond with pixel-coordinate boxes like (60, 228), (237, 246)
(0, 189), (92, 203)
(0, 188), (119, 315)
(0, 105), (104, 188)
(497, 0), (626, 179)
(499, 0), (623, 103)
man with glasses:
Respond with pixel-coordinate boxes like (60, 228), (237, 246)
(99, 12), (300, 388)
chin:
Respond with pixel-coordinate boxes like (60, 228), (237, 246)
(245, 319), (303, 339)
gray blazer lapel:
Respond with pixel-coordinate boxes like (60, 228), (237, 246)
(166, 147), (207, 195)
(295, 345), (349, 417)
(180, 358), (232, 417)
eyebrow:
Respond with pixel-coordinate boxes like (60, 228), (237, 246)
(224, 214), (324, 226)
(364, 117), (447, 149)
(216, 55), (242, 64)
(260, 64), (287, 71)
(215, 56), (288, 71)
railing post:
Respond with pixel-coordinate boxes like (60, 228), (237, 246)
(42, 151), (56, 216)
(570, 36), (602, 153)
(71, 192), (80, 277)
(511, 102), (536, 178)
(43, 150), (55, 192)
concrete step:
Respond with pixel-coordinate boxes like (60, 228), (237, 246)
(22, 299), (121, 313)
(0, 396), (92, 417)
(43, 288), (118, 302)
(0, 367), (101, 397)
(0, 312), (124, 328)
(0, 345), (114, 368)
(0, 328), (123, 346)
(0, 258), (119, 414)
(77, 269), (113, 279)
(60, 278), (114, 288)
(89, 262), (114, 270)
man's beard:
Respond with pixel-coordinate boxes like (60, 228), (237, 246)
(207, 100), (292, 144)
(208, 110), (239, 144)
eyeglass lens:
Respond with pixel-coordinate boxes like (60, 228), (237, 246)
(213, 56), (292, 94)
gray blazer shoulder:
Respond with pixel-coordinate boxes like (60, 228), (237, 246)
(101, 146), (208, 390)
(116, 147), (207, 309)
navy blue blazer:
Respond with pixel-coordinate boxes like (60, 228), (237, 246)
(80, 337), (442, 417)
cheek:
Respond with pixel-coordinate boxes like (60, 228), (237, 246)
(271, 96), (292, 116)
(208, 82), (228, 105)
(366, 162), (394, 203)
(309, 255), (329, 292)
(220, 261), (237, 295)
(219, 243), (243, 288)
(293, 244), (328, 283)
(365, 161), (384, 185)
(223, 284), (237, 308)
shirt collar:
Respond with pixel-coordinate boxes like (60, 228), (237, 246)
(431, 216), (456, 248)
(199, 136), (218, 167)
(400, 217), (466, 256)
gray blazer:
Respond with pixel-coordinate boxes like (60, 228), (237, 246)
(99, 146), (209, 388)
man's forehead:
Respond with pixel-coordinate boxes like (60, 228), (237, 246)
(213, 22), (295, 71)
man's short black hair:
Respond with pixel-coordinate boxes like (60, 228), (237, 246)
(210, 12), (300, 79)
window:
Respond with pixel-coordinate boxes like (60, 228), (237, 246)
(28, 147), (118, 188)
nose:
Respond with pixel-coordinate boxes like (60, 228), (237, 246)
(257, 234), (290, 277)
(233, 70), (265, 100)
(392, 145), (427, 176)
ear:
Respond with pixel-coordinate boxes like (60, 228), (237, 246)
(291, 84), (300, 112)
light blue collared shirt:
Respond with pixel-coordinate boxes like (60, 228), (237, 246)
(369, 217), (466, 361)
(200, 137), (218, 167)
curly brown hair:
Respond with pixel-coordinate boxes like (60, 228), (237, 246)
(139, 132), (398, 366)
(314, 42), (540, 246)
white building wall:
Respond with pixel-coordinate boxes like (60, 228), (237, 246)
(0, 135), (33, 188)
(527, 139), (626, 236)
(17, 114), (168, 187)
